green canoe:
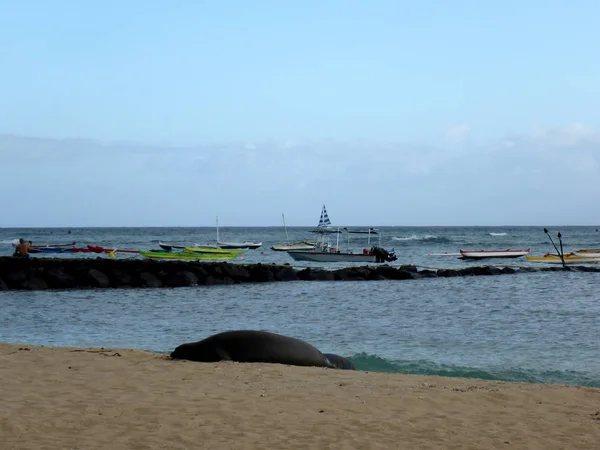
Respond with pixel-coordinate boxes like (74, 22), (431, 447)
(139, 250), (237, 260)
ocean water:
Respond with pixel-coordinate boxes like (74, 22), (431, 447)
(1, 226), (599, 387)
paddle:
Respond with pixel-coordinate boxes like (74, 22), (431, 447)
(544, 228), (566, 268)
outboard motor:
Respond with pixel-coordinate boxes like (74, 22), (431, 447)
(371, 246), (397, 263)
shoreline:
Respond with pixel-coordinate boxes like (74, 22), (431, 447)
(2, 256), (596, 291)
(2, 342), (600, 449)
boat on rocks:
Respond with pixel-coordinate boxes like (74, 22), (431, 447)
(286, 205), (397, 263)
(459, 248), (531, 259)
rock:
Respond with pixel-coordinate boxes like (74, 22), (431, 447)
(0, 278), (8, 290)
(87, 269), (110, 288)
(139, 272), (163, 288)
(249, 265), (275, 282)
(375, 266), (416, 280)
(45, 268), (75, 289)
(4, 269), (28, 288)
(436, 269), (460, 277)
(334, 267), (373, 281)
(22, 276), (49, 290)
(164, 270), (198, 287)
(109, 269), (133, 287)
(274, 266), (298, 282)
(418, 269), (438, 278)
(221, 264), (251, 282)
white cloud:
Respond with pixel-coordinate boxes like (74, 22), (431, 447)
(1, 128), (599, 226)
(445, 123), (471, 141)
(528, 122), (599, 147)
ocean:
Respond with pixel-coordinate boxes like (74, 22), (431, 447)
(1, 225), (599, 387)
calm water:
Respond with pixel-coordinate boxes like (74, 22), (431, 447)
(1, 226), (599, 387)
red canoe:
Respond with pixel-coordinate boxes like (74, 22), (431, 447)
(87, 245), (140, 254)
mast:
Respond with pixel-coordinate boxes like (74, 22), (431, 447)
(216, 216), (220, 243)
(282, 213), (290, 245)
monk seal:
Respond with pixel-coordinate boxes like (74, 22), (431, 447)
(323, 353), (356, 370)
(170, 330), (335, 369)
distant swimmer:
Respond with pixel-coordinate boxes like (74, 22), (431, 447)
(13, 238), (30, 258)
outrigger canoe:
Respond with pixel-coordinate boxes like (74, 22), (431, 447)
(158, 242), (246, 255)
(139, 250), (237, 260)
(87, 245), (140, 254)
(525, 253), (600, 264)
(572, 248), (600, 258)
(459, 248), (530, 259)
(184, 246), (246, 255)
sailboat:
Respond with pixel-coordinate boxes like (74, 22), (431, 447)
(270, 213), (315, 251)
(215, 216), (262, 250)
(286, 205), (396, 263)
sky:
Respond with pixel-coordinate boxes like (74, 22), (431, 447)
(1, 0), (599, 226)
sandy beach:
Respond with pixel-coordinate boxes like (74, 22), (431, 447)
(1, 343), (599, 449)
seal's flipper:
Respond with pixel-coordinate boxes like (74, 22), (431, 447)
(216, 348), (231, 361)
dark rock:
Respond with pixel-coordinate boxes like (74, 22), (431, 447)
(0, 278), (7, 290)
(88, 269), (110, 288)
(139, 272), (163, 288)
(313, 270), (335, 281)
(459, 266), (503, 276)
(5, 269), (28, 288)
(221, 264), (251, 282)
(202, 275), (235, 285)
(334, 267), (377, 281)
(250, 265), (275, 282)
(375, 266), (415, 280)
(297, 268), (335, 281)
(501, 267), (517, 274)
(398, 264), (418, 273)
(22, 276), (49, 290)
(164, 270), (198, 287)
(418, 269), (438, 278)
(297, 268), (314, 281)
(44, 268), (75, 289)
(109, 269), (133, 287)
(274, 266), (298, 281)
(437, 269), (460, 277)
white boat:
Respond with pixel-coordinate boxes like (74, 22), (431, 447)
(286, 205), (396, 263)
(271, 213), (315, 251)
(572, 248), (600, 258)
(214, 216), (262, 249)
(459, 248), (531, 259)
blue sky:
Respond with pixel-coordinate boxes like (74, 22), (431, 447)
(1, 1), (599, 226)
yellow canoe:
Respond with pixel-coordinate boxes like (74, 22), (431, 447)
(525, 253), (600, 264)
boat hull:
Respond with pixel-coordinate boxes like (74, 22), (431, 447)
(572, 250), (600, 258)
(460, 249), (530, 259)
(139, 251), (236, 260)
(271, 242), (315, 251)
(185, 246), (246, 255)
(525, 254), (600, 264)
(287, 251), (377, 263)
(217, 241), (262, 249)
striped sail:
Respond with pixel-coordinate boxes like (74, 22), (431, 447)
(318, 204), (332, 228)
